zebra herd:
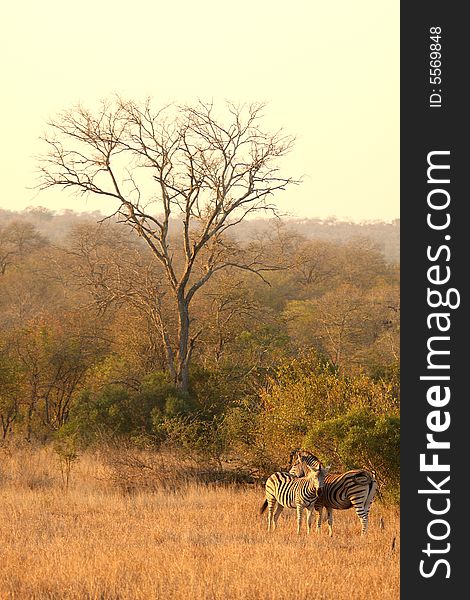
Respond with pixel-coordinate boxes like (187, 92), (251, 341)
(260, 450), (377, 536)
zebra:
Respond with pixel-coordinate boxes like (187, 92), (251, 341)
(260, 456), (330, 535)
(290, 450), (377, 536)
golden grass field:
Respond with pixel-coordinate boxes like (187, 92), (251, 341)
(0, 446), (399, 600)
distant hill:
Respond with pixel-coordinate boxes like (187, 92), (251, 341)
(0, 207), (399, 263)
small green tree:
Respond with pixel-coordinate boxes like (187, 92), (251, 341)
(54, 432), (79, 491)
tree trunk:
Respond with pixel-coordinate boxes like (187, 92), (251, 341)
(175, 294), (191, 392)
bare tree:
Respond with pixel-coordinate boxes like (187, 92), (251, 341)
(38, 98), (297, 391)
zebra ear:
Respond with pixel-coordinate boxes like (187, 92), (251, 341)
(324, 465), (331, 473)
(289, 449), (297, 462)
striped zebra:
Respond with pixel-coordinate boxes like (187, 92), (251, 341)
(260, 456), (330, 534)
(290, 450), (377, 536)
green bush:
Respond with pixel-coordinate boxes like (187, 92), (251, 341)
(253, 353), (398, 469)
(304, 408), (400, 502)
(64, 371), (191, 444)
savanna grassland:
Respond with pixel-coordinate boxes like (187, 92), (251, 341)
(0, 446), (399, 600)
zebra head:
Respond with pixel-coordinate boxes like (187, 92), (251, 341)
(303, 463), (331, 491)
(289, 450), (323, 477)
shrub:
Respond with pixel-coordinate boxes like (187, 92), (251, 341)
(64, 371), (190, 444)
(253, 354), (399, 471)
(304, 408), (400, 502)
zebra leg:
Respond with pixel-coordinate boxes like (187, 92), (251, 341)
(315, 506), (323, 533)
(360, 479), (378, 535)
(357, 508), (369, 535)
(267, 498), (277, 532)
(327, 508), (333, 537)
(306, 507), (314, 534)
(358, 510), (368, 534)
(361, 515), (369, 535)
(351, 503), (369, 535)
(296, 504), (303, 535)
(272, 503), (284, 530)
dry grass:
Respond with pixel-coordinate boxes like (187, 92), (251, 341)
(0, 445), (399, 599)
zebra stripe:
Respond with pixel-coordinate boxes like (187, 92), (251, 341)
(260, 458), (329, 534)
(292, 451), (377, 535)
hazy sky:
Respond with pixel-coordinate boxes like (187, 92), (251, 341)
(1, 1), (399, 222)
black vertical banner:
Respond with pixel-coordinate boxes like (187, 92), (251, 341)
(401, 3), (467, 597)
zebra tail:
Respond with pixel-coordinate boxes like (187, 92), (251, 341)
(364, 479), (378, 513)
(260, 499), (268, 515)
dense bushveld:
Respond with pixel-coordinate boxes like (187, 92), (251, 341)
(0, 445), (399, 600)
(0, 214), (399, 500)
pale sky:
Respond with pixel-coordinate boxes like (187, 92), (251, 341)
(1, 0), (399, 222)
